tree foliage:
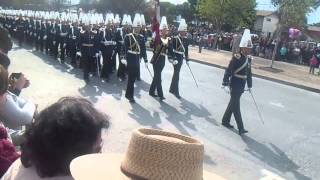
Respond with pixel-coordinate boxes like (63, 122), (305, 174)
(198, 0), (256, 32)
(271, 0), (316, 28)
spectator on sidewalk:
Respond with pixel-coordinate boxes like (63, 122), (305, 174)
(0, 65), (36, 131)
(309, 55), (319, 74)
(2, 97), (109, 180)
(0, 125), (20, 177)
(280, 45), (288, 61)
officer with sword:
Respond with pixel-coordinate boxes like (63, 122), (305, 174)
(221, 29), (253, 135)
(169, 19), (190, 99)
(123, 13), (148, 103)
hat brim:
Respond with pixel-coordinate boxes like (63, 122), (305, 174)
(70, 153), (226, 180)
(70, 153), (129, 180)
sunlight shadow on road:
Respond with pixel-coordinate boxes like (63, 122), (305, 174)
(241, 135), (311, 180)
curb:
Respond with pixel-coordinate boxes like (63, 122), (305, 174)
(189, 58), (320, 94)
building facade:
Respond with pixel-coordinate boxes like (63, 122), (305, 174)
(254, 10), (279, 37)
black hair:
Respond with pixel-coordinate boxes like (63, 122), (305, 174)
(0, 52), (10, 70)
(0, 64), (8, 95)
(21, 97), (109, 178)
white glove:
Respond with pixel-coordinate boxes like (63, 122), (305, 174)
(95, 53), (99, 58)
(76, 51), (82, 57)
(43, 35), (47, 40)
(222, 86), (230, 94)
(173, 60), (178, 65)
(121, 58), (127, 66)
(99, 51), (102, 57)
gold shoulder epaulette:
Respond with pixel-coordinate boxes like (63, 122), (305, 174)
(234, 53), (241, 59)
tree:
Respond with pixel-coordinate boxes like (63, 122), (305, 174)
(270, 0), (316, 67)
(198, 0), (256, 32)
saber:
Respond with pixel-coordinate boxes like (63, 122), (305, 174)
(144, 62), (153, 79)
(186, 63), (199, 88)
(249, 91), (264, 125)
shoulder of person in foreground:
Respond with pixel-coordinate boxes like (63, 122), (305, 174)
(0, 92), (36, 130)
(2, 158), (73, 180)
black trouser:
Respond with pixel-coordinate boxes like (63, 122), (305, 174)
(222, 92), (244, 130)
(53, 37), (59, 57)
(116, 46), (126, 78)
(125, 53), (139, 99)
(59, 39), (66, 62)
(111, 46), (116, 71)
(101, 46), (113, 78)
(149, 55), (165, 97)
(69, 42), (77, 64)
(17, 30), (24, 46)
(169, 54), (183, 96)
(82, 54), (94, 80)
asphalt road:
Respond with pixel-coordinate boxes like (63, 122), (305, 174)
(8, 44), (320, 180)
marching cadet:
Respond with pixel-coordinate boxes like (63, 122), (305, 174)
(57, 13), (69, 63)
(136, 14), (147, 81)
(99, 13), (116, 81)
(114, 14), (127, 81)
(16, 12), (25, 46)
(149, 16), (172, 101)
(124, 14), (147, 103)
(169, 19), (189, 99)
(52, 13), (60, 58)
(39, 16), (47, 52)
(79, 16), (99, 83)
(35, 18), (42, 51)
(45, 14), (54, 55)
(68, 14), (80, 67)
(221, 29), (253, 135)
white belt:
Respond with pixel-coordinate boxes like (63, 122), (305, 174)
(173, 49), (184, 55)
(234, 74), (247, 79)
(128, 50), (140, 55)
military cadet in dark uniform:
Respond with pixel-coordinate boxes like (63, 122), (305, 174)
(169, 19), (189, 99)
(57, 18), (69, 63)
(45, 19), (53, 54)
(99, 15), (115, 81)
(222, 29), (253, 135)
(124, 14), (147, 103)
(16, 15), (25, 46)
(52, 19), (60, 58)
(115, 17), (127, 81)
(35, 20), (42, 51)
(149, 16), (172, 101)
(68, 18), (80, 66)
(79, 19), (99, 83)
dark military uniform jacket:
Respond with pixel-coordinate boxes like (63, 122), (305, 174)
(170, 35), (189, 60)
(79, 29), (99, 57)
(124, 33), (147, 62)
(223, 53), (253, 94)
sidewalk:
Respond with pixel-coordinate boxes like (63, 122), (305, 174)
(189, 46), (320, 93)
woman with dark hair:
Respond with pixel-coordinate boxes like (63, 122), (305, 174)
(2, 97), (109, 180)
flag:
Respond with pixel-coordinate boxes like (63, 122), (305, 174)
(152, 0), (160, 46)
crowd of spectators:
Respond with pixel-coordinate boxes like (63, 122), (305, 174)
(186, 26), (320, 73)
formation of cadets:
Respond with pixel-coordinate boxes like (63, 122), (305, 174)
(0, 9), (190, 104)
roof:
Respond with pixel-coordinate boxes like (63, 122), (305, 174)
(308, 26), (320, 32)
(256, 10), (275, 17)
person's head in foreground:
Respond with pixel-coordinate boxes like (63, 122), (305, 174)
(70, 128), (226, 180)
(3, 97), (109, 179)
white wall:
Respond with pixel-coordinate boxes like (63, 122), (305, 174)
(261, 14), (279, 36)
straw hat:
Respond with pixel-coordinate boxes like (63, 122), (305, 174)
(70, 128), (225, 180)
